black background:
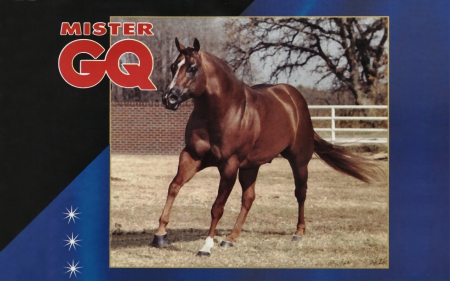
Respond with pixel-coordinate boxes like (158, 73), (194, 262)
(0, 0), (254, 251)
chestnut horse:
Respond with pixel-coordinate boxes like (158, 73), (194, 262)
(152, 38), (379, 256)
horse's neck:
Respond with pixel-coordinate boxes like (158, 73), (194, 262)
(198, 52), (246, 118)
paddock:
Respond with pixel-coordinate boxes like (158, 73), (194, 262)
(110, 153), (388, 268)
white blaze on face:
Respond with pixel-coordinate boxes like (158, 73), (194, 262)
(199, 236), (214, 253)
(168, 58), (185, 90)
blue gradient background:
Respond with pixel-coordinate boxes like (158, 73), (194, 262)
(1, 0), (449, 280)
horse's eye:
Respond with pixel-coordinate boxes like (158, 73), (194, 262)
(187, 65), (197, 74)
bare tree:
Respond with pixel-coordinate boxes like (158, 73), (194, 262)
(225, 17), (388, 105)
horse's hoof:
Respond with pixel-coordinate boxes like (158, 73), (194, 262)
(292, 235), (302, 242)
(196, 251), (211, 257)
(219, 240), (234, 247)
(151, 234), (168, 248)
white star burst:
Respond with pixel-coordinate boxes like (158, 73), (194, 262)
(64, 233), (81, 251)
(63, 206), (81, 224)
(65, 260), (82, 278)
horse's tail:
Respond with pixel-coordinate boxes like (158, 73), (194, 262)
(313, 132), (381, 183)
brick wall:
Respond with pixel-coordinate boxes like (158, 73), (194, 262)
(111, 102), (194, 154)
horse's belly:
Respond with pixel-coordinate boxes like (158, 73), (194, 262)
(238, 148), (279, 168)
(239, 157), (275, 169)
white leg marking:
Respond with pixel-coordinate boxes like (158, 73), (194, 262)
(168, 59), (185, 90)
(199, 236), (214, 253)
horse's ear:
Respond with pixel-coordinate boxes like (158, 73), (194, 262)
(175, 37), (185, 52)
(193, 38), (200, 53)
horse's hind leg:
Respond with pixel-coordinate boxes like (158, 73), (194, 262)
(152, 149), (201, 247)
(283, 153), (309, 241)
(221, 167), (260, 247)
(292, 164), (308, 240)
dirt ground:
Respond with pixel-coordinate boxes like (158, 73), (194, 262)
(110, 154), (388, 268)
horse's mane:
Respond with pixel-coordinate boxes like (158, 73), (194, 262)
(251, 84), (275, 89)
(199, 51), (241, 82)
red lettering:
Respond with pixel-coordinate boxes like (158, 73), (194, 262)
(58, 39), (156, 91)
(92, 22), (107, 36)
(83, 22), (91, 36)
(106, 39), (156, 89)
(58, 39), (106, 88)
(137, 23), (153, 36)
(123, 23), (135, 36)
(60, 22), (82, 36)
(60, 22), (154, 36)
(108, 22), (121, 36)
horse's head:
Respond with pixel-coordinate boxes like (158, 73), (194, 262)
(162, 38), (206, 110)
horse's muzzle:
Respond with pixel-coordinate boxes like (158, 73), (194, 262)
(162, 89), (182, 111)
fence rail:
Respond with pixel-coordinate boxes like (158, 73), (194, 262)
(308, 105), (388, 144)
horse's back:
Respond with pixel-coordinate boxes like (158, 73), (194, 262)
(251, 84), (314, 161)
(250, 83), (311, 125)
(251, 83), (308, 109)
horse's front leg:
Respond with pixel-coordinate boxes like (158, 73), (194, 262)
(152, 149), (201, 247)
(220, 166), (259, 247)
(197, 156), (239, 256)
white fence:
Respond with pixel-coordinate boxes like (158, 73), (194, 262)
(308, 105), (388, 144)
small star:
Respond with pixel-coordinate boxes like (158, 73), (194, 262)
(64, 260), (82, 278)
(63, 206), (81, 224)
(64, 233), (81, 251)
